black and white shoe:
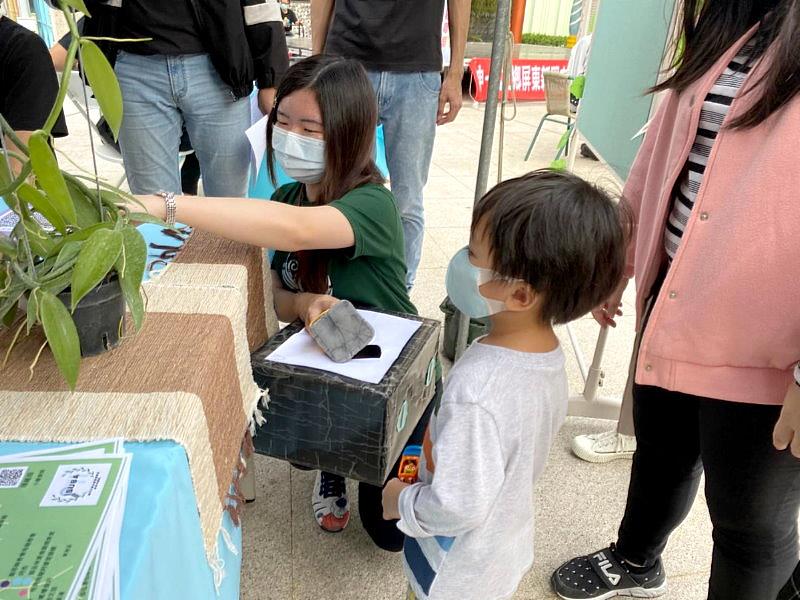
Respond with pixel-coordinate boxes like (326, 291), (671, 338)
(312, 471), (350, 532)
(551, 544), (667, 599)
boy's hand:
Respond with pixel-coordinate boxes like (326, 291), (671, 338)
(592, 277), (628, 328)
(382, 478), (410, 520)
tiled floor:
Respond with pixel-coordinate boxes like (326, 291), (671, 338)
(55, 96), (774, 600)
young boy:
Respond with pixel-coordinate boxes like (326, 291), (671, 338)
(382, 169), (629, 600)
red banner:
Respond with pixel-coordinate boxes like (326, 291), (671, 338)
(468, 58), (569, 102)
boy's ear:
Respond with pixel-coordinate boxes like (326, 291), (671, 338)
(504, 282), (539, 312)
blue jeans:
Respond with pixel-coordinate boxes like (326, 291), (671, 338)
(367, 71), (440, 289)
(115, 51), (251, 197)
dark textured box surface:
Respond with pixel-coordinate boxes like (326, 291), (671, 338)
(251, 310), (440, 485)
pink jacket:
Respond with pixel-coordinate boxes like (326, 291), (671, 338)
(625, 26), (799, 406)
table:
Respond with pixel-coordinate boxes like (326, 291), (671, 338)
(1, 223), (276, 599)
(0, 441), (241, 599)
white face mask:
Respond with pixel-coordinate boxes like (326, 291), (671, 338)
(445, 247), (508, 318)
(271, 127), (326, 184)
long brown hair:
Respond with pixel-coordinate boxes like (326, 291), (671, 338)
(266, 55), (385, 293)
(652, 0), (800, 128)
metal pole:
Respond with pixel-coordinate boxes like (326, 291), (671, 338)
(454, 0), (514, 361)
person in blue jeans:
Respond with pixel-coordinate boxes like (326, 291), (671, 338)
(311, 0), (471, 289)
(86, 0), (288, 197)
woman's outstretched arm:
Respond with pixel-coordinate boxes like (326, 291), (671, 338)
(135, 194), (355, 252)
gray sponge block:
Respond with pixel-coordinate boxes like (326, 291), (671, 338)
(308, 300), (375, 363)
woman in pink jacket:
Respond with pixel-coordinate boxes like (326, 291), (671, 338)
(552, 1), (800, 599)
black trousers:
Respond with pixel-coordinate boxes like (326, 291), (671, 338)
(616, 383), (800, 599)
(357, 379), (441, 552)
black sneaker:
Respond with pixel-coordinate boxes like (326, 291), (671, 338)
(580, 143), (599, 161)
(551, 544), (667, 599)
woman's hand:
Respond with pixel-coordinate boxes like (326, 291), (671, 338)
(294, 293), (340, 325)
(382, 478), (409, 520)
(126, 194), (166, 220)
(774, 382), (800, 459)
(592, 277), (629, 328)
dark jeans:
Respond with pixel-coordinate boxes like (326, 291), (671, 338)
(358, 379), (441, 552)
(616, 384), (800, 599)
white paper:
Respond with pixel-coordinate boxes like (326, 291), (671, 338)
(264, 309), (422, 384)
(245, 114), (270, 178)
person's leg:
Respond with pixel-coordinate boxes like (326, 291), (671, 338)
(699, 399), (800, 599)
(115, 51), (182, 194)
(614, 384), (703, 565)
(179, 128), (201, 195)
(370, 70), (440, 290)
(552, 384), (701, 599)
(359, 379), (441, 551)
(179, 54), (250, 198)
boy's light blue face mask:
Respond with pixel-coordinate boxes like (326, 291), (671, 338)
(445, 247), (508, 318)
(272, 127), (326, 184)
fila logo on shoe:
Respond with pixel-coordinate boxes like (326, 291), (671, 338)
(592, 552), (621, 586)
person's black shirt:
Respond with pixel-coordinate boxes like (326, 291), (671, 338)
(325, 0), (446, 72)
(282, 8), (298, 34)
(0, 17), (68, 137)
(117, 0), (205, 56)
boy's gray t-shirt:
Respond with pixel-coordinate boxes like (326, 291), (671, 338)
(398, 340), (568, 600)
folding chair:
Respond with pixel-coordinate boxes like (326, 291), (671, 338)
(524, 71), (574, 161)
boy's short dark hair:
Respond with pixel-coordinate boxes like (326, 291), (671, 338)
(473, 169), (631, 325)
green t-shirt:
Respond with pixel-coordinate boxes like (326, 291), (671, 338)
(270, 182), (417, 316)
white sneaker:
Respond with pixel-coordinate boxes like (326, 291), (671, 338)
(571, 430), (636, 463)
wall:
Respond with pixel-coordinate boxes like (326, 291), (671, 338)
(522, 0), (572, 36)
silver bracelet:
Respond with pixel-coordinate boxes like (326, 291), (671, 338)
(794, 363), (800, 388)
(156, 191), (177, 227)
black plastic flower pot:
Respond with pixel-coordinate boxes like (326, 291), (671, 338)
(58, 275), (126, 357)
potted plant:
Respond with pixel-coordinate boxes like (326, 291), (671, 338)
(0, 0), (157, 389)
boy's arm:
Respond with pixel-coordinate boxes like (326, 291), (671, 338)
(395, 403), (505, 538)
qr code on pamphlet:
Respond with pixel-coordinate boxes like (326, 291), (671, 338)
(0, 466), (28, 489)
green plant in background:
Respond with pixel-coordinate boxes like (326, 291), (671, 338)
(520, 33), (569, 47)
(0, 0), (154, 388)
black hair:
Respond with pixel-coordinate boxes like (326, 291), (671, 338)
(652, 0), (799, 129)
(266, 55), (384, 293)
(472, 169), (631, 325)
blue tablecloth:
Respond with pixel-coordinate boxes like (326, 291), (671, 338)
(0, 441), (241, 600)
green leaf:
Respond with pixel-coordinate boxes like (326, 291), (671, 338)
(14, 218), (57, 258)
(42, 272), (72, 297)
(0, 286), (24, 326)
(550, 158), (568, 171)
(70, 228), (122, 311)
(54, 242), (82, 271)
(39, 290), (81, 389)
(65, 179), (101, 228)
(126, 212), (169, 227)
(49, 223), (113, 256)
(26, 289), (40, 334)
(0, 236), (17, 259)
(17, 183), (68, 234)
(557, 128), (571, 152)
(28, 132), (77, 225)
(63, 0), (91, 16)
(0, 152), (11, 189)
(2, 303), (17, 328)
(116, 226), (146, 330)
(79, 40), (122, 139)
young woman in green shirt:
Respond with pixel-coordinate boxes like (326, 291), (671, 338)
(136, 55), (433, 550)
